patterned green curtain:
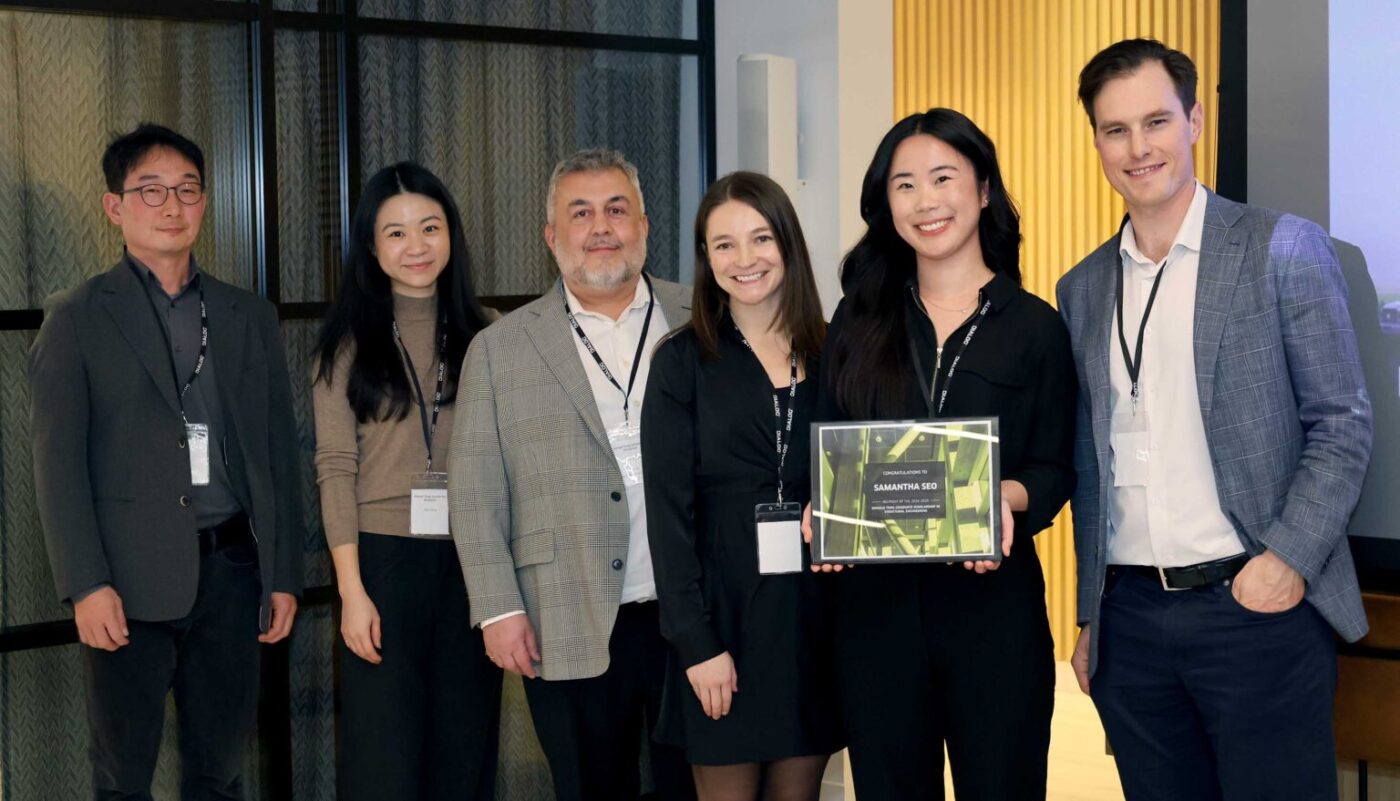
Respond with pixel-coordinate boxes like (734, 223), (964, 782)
(0, 2), (688, 798)
(0, 12), (254, 800)
(357, 37), (684, 293)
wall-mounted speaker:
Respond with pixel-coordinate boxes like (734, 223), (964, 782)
(737, 54), (798, 194)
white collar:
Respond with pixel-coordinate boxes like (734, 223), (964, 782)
(561, 275), (651, 320)
(1120, 181), (1208, 268)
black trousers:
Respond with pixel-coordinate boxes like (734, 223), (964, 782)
(1091, 568), (1340, 801)
(336, 533), (503, 801)
(522, 601), (697, 801)
(84, 541), (262, 801)
(834, 537), (1056, 801)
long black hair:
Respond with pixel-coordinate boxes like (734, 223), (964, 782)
(315, 162), (491, 423)
(826, 108), (1021, 419)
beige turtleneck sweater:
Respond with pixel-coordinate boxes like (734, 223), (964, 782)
(313, 292), (458, 548)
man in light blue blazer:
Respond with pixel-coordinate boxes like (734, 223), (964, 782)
(1057, 39), (1372, 801)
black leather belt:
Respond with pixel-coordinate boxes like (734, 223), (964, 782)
(1110, 553), (1250, 591)
(198, 513), (254, 556)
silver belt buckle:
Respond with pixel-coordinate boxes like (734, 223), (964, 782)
(1158, 566), (1188, 591)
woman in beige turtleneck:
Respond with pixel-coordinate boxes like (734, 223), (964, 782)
(312, 162), (500, 801)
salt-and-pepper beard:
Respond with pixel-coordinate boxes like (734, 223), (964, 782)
(557, 242), (648, 290)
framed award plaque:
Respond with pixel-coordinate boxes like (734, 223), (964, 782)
(810, 417), (1002, 564)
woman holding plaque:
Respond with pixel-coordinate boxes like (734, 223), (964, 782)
(313, 162), (501, 801)
(810, 109), (1077, 799)
(642, 171), (841, 800)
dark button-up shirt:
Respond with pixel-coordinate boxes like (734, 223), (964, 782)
(131, 253), (244, 529)
(818, 271), (1078, 538)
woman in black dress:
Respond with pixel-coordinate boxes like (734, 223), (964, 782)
(642, 171), (841, 800)
(808, 109), (1077, 800)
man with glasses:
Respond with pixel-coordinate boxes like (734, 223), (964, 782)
(29, 123), (303, 799)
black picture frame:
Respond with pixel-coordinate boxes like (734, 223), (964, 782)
(810, 417), (1004, 565)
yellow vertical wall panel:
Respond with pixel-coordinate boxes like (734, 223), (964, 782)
(893, 0), (1220, 660)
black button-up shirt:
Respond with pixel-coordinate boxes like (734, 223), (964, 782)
(819, 271), (1078, 537)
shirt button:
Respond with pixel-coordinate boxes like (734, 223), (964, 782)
(179, 495), (192, 508)
(610, 491), (622, 501)
(178, 436), (187, 449)
(611, 559), (624, 570)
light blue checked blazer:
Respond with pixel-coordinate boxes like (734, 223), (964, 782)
(1057, 190), (1373, 676)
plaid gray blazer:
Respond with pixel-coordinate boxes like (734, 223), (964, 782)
(449, 276), (691, 680)
(1057, 190), (1373, 676)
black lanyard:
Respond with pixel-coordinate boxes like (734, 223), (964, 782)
(131, 263), (208, 425)
(732, 322), (799, 504)
(562, 273), (656, 423)
(393, 318), (448, 472)
(908, 286), (992, 417)
(1114, 257), (1169, 408)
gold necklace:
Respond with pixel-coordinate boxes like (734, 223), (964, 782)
(921, 293), (979, 314)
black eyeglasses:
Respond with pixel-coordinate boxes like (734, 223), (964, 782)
(118, 182), (205, 207)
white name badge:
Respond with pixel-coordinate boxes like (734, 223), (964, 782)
(186, 423), (210, 486)
(608, 422), (645, 487)
(410, 471), (450, 536)
(755, 502), (804, 574)
(1111, 430), (1151, 487)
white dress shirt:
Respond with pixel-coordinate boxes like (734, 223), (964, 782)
(479, 277), (669, 629)
(1106, 182), (1246, 567)
(562, 277), (668, 603)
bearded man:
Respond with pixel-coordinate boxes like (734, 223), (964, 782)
(449, 148), (696, 801)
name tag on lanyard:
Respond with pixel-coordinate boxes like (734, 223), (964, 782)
(410, 471), (450, 536)
(755, 502), (803, 574)
(733, 322), (804, 575)
(138, 270), (213, 491)
(394, 319), (450, 535)
(608, 422), (644, 487)
(186, 423), (210, 486)
(563, 274), (656, 490)
(1111, 410), (1151, 488)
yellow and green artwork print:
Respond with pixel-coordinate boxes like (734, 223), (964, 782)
(813, 418), (1000, 562)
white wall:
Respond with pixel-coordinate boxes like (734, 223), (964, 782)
(713, 0), (892, 314)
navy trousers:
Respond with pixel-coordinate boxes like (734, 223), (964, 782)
(1091, 567), (1340, 801)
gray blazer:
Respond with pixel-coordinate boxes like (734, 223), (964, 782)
(1056, 191), (1373, 675)
(449, 276), (691, 681)
(29, 259), (304, 631)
